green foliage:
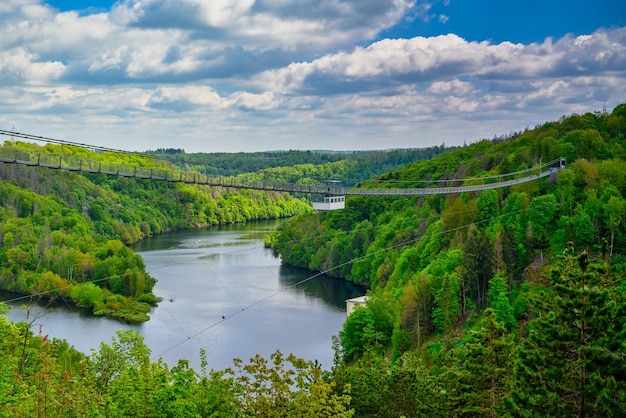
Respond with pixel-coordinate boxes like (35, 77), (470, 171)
(0, 327), (353, 417)
(476, 189), (500, 226)
(433, 273), (460, 334)
(487, 274), (516, 330)
(460, 224), (494, 310)
(148, 147), (447, 179)
(71, 282), (103, 308)
(273, 104), (626, 416)
(232, 350), (353, 417)
(507, 252), (626, 416)
(525, 193), (558, 236)
(339, 295), (395, 361)
(332, 351), (447, 417)
(445, 308), (516, 416)
(0, 141), (316, 321)
(2, 104), (626, 415)
(397, 273), (434, 351)
(340, 307), (377, 361)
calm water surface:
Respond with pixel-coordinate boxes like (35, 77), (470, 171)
(3, 220), (365, 371)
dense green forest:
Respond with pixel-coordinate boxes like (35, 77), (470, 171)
(269, 104), (626, 416)
(1, 104), (625, 416)
(0, 142), (436, 323)
(147, 147), (449, 178)
(0, 143), (313, 322)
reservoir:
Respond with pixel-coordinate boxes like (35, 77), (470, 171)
(2, 220), (366, 371)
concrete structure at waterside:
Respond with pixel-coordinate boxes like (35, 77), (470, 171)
(346, 295), (368, 316)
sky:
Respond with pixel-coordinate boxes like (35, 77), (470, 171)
(1, 1), (625, 153)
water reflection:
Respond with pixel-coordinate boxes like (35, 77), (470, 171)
(2, 220), (366, 371)
(278, 264), (366, 310)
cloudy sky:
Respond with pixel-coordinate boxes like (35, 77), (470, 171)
(1, 0), (625, 152)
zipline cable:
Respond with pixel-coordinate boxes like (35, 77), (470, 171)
(151, 206), (528, 361)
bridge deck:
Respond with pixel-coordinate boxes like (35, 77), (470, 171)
(0, 147), (562, 197)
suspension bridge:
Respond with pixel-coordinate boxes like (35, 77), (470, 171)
(0, 130), (565, 203)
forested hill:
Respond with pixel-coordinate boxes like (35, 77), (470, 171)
(146, 147), (449, 178)
(0, 142), (314, 323)
(270, 103), (626, 416)
(0, 105), (625, 416)
(0, 140), (447, 324)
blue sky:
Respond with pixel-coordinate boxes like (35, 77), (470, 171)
(381, 0), (626, 43)
(2, 0), (625, 152)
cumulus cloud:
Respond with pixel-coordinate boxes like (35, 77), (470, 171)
(427, 80), (474, 95)
(0, 48), (66, 84)
(147, 85), (223, 109)
(257, 28), (626, 96)
(0, 1), (624, 152)
(112, 0), (414, 49)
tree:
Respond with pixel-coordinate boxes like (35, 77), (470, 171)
(525, 194), (558, 236)
(444, 308), (515, 417)
(500, 224), (520, 279)
(70, 282), (103, 309)
(0, 310), (25, 414)
(332, 350), (446, 417)
(487, 274), (516, 330)
(605, 196), (624, 256)
(399, 274), (433, 349)
(571, 204), (596, 248)
(507, 251), (626, 416)
(232, 350), (353, 417)
(460, 224), (493, 311)
(340, 307), (377, 361)
(476, 189), (500, 227)
(433, 273), (460, 334)
(442, 196), (478, 243)
(91, 330), (172, 416)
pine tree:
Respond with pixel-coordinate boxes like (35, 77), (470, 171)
(461, 224), (494, 311)
(459, 308), (515, 417)
(487, 274), (516, 330)
(433, 273), (460, 334)
(507, 249), (626, 416)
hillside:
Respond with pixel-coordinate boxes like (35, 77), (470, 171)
(147, 147), (449, 178)
(0, 141), (444, 323)
(0, 143), (312, 322)
(0, 105), (625, 416)
(269, 103), (626, 416)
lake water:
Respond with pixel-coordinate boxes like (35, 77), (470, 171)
(2, 220), (366, 371)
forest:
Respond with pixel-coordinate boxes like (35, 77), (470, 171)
(0, 141), (315, 322)
(0, 142), (431, 323)
(0, 103), (625, 416)
(146, 147), (449, 178)
(270, 103), (626, 416)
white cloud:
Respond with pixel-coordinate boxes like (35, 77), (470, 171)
(228, 91), (279, 111)
(0, 48), (66, 84)
(427, 80), (473, 95)
(148, 85), (223, 107)
(110, 0), (414, 51)
(255, 28), (626, 98)
(0, 1), (624, 152)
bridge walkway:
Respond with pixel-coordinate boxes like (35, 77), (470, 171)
(0, 146), (565, 197)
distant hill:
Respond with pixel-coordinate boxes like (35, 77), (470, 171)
(146, 147), (451, 179)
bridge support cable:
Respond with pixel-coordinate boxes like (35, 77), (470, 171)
(0, 141), (565, 197)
